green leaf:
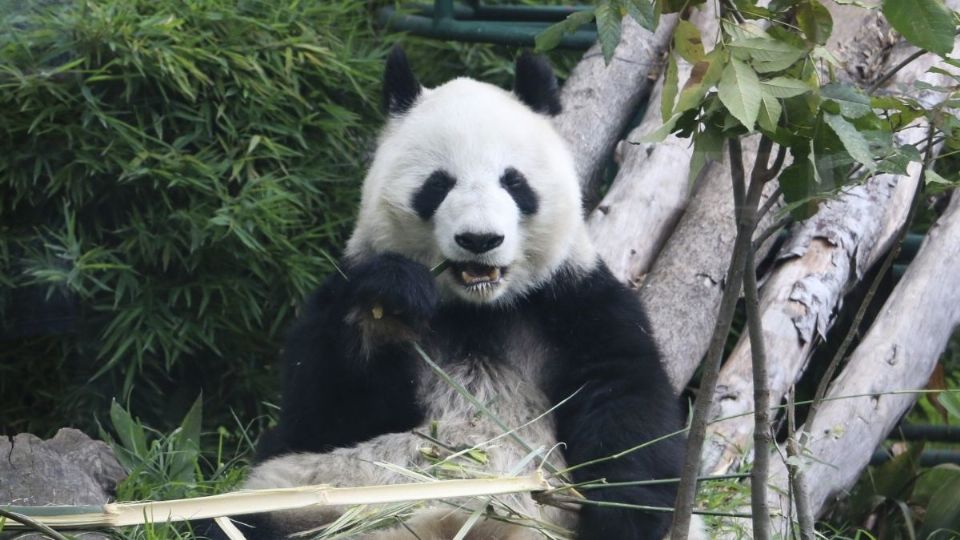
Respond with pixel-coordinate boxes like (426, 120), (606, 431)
(535, 9), (596, 52)
(919, 470), (960, 538)
(939, 391), (960, 419)
(813, 116), (855, 187)
(823, 113), (876, 171)
(882, 0), (956, 56)
(761, 77), (813, 98)
(718, 57), (762, 131)
(689, 123), (724, 185)
(733, 0), (774, 19)
(915, 464), (960, 507)
(779, 154), (821, 219)
(728, 36), (806, 73)
(674, 20), (705, 63)
(821, 82), (872, 118)
(872, 443), (924, 500)
(169, 394), (203, 483)
(626, 0), (658, 32)
(637, 111), (683, 142)
(797, 0), (833, 45)
(758, 95), (782, 132)
(659, 0), (706, 13)
(675, 50), (725, 113)
(662, 52), (679, 121)
(926, 169), (953, 186)
(596, 1), (624, 64)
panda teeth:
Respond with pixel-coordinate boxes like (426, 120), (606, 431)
(459, 265), (502, 286)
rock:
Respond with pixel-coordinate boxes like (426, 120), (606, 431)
(0, 428), (126, 538)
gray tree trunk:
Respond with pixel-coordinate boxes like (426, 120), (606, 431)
(557, 15), (678, 203)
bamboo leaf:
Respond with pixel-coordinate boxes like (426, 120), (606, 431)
(110, 400), (148, 460)
(688, 123), (723, 185)
(535, 10), (596, 52)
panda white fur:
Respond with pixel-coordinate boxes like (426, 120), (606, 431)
(238, 47), (690, 540)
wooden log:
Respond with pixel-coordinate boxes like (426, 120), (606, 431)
(766, 191), (960, 527)
(587, 7), (720, 286)
(557, 15), (678, 202)
(638, 135), (782, 392)
(701, 2), (960, 476)
(702, 157), (923, 475)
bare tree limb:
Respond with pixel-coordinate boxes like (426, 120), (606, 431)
(640, 135), (783, 392)
(670, 138), (769, 540)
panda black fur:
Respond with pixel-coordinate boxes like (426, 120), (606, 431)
(240, 47), (690, 540)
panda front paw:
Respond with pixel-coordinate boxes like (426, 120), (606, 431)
(344, 253), (439, 345)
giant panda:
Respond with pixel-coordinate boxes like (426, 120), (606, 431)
(237, 47), (689, 540)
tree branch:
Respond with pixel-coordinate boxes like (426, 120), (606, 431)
(670, 137), (768, 539)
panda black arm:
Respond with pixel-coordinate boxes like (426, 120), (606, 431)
(257, 253), (435, 461)
(539, 263), (685, 540)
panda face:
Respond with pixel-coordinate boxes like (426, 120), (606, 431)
(346, 52), (595, 305)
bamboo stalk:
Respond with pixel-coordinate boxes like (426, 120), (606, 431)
(1, 475), (549, 529)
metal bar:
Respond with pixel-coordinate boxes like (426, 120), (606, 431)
(898, 232), (924, 262)
(378, 7), (597, 49)
(889, 424), (960, 443)
(434, 0), (455, 21)
(870, 449), (960, 467)
(412, 2), (590, 22)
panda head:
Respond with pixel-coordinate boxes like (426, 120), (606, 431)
(346, 47), (596, 305)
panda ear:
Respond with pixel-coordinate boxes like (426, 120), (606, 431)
(513, 51), (562, 116)
(383, 46), (422, 116)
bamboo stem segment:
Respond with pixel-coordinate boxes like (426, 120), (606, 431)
(1, 474), (549, 530)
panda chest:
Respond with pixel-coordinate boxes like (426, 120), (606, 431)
(414, 322), (557, 445)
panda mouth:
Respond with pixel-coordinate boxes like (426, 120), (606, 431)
(451, 262), (506, 288)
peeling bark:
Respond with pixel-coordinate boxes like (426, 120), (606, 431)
(702, 167), (921, 474)
(766, 191), (960, 528)
(701, 3), (960, 476)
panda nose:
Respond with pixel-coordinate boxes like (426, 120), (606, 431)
(455, 233), (504, 254)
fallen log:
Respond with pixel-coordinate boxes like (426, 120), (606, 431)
(587, 7), (720, 287)
(638, 135), (782, 392)
(766, 191), (960, 530)
(702, 2), (960, 476)
(556, 15), (678, 202)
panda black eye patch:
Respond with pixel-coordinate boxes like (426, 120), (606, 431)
(500, 168), (538, 215)
(412, 170), (457, 220)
